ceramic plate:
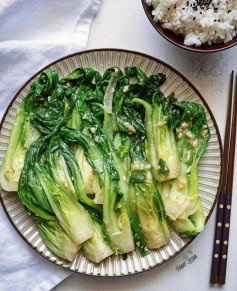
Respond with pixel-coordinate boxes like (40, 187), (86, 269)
(0, 49), (222, 276)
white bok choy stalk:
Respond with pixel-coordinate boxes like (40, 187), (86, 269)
(35, 218), (79, 262)
(160, 101), (210, 236)
(129, 135), (170, 249)
(132, 92), (180, 182)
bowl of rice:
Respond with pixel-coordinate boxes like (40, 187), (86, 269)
(142, 0), (237, 52)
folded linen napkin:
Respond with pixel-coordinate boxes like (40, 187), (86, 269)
(0, 0), (101, 290)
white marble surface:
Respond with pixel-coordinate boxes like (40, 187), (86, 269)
(53, 0), (237, 290)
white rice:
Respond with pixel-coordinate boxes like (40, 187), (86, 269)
(147, 0), (237, 46)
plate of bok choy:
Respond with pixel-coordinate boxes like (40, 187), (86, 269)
(0, 49), (222, 276)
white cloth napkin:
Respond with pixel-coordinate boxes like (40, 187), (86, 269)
(0, 0), (101, 290)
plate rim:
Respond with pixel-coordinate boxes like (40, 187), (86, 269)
(0, 48), (224, 277)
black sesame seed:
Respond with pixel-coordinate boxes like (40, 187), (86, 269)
(196, 0), (211, 7)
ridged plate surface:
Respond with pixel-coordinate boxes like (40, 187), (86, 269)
(0, 49), (222, 276)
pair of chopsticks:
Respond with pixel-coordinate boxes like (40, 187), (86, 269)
(210, 71), (237, 285)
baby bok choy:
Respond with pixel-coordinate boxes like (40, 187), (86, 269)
(34, 218), (78, 262)
(82, 219), (114, 263)
(17, 93), (79, 220)
(65, 67), (109, 205)
(35, 162), (93, 247)
(18, 138), (78, 262)
(60, 127), (135, 254)
(0, 71), (59, 191)
(96, 130), (148, 256)
(45, 136), (102, 213)
(161, 101), (210, 235)
(102, 161), (135, 254)
(1, 65), (212, 263)
(129, 135), (170, 249)
(82, 208), (114, 263)
(132, 92), (180, 182)
(18, 136), (55, 220)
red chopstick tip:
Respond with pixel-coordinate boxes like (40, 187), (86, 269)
(210, 275), (218, 284)
(218, 276), (226, 285)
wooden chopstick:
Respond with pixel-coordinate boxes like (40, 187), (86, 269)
(218, 72), (237, 284)
(210, 71), (236, 284)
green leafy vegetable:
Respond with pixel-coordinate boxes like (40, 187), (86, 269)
(0, 70), (60, 191)
(160, 101), (210, 235)
(36, 163), (93, 246)
(0, 65), (210, 263)
(129, 135), (170, 249)
(35, 218), (79, 262)
(82, 220), (114, 263)
(102, 162), (135, 254)
(46, 136), (102, 213)
(132, 92), (180, 182)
